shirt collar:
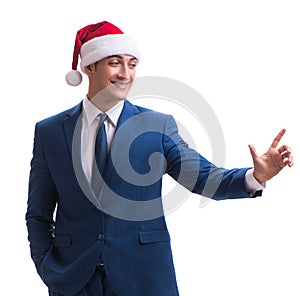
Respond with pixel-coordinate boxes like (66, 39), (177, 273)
(82, 96), (124, 127)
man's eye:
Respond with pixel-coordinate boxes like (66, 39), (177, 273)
(109, 61), (120, 66)
(129, 63), (137, 68)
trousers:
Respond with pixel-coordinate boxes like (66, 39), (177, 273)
(49, 265), (117, 296)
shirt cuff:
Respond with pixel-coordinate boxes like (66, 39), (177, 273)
(245, 168), (266, 194)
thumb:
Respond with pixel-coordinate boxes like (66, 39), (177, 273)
(248, 144), (258, 160)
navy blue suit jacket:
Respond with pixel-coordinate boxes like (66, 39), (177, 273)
(26, 100), (261, 295)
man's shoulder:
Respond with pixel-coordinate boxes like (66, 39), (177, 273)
(36, 102), (82, 127)
(125, 100), (171, 119)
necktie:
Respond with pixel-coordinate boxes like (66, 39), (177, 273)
(91, 113), (108, 197)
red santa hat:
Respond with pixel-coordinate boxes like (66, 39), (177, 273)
(65, 21), (140, 86)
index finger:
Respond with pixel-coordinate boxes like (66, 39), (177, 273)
(270, 128), (286, 149)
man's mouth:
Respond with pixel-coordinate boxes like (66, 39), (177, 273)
(111, 81), (130, 90)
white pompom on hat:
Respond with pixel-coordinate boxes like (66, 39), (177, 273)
(65, 21), (140, 86)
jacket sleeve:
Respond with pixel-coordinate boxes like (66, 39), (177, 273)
(163, 115), (262, 200)
(25, 123), (58, 274)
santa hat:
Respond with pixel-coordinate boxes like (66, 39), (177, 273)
(65, 21), (140, 86)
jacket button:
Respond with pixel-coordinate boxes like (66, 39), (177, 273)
(98, 234), (104, 241)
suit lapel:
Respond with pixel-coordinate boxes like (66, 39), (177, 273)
(63, 102), (83, 156)
(115, 100), (140, 130)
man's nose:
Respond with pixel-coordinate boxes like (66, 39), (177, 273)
(117, 65), (130, 79)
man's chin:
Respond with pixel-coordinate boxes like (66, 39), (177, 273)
(110, 84), (132, 100)
(91, 87), (128, 109)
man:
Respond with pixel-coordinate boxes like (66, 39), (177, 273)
(26, 21), (293, 296)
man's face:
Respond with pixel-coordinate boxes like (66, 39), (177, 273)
(89, 54), (138, 101)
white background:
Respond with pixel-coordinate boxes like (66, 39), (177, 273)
(1, 0), (299, 295)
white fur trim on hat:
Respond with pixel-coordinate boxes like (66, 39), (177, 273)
(80, 34), (140, 73)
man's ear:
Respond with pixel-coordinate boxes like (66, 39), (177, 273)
(84, 64), (93, 75)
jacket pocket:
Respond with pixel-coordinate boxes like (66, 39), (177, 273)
(54, 234), (72, 248)
(139, 229), (170, 244)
